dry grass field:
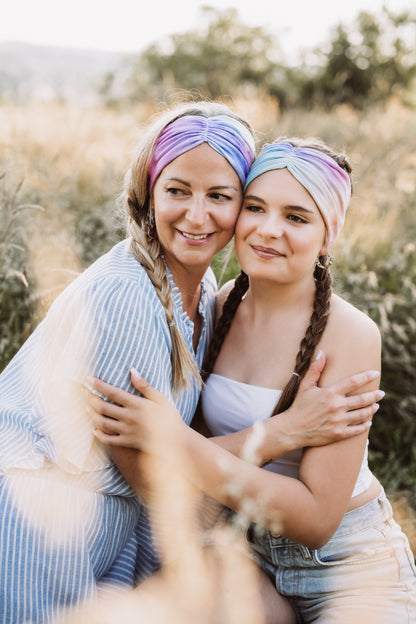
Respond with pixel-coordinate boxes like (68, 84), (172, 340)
(1, 97), (415, 621)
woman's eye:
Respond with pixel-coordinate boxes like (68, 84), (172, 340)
(166, 187), (186, 196)
(210, 192), (232, 201)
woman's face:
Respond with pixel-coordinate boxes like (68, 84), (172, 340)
(235, 168), (327, 285)
(152, 143), (242, 280)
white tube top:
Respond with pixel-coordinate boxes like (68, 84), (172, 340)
(201, 373), (373, 496)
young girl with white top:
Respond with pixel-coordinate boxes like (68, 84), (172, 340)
(88, 137), (408, 622)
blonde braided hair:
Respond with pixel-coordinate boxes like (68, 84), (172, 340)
(122, 101), (255, 391)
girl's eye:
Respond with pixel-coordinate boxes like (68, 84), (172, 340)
(288, 214), (307, 224)
(245, 204), (264, 213)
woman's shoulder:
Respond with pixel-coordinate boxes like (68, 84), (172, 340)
(50, 239), (162, 323)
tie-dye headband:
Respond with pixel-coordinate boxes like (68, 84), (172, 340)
(244, 142), (351, 247)
(148, 115), (255, 190)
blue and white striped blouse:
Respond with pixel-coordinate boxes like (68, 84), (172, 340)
(0, 238), (216, 617)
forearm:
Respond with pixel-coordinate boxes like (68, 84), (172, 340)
(182, 426), (336, 546)
(106, 444), (151, 498)
(209, 410), (299, 465)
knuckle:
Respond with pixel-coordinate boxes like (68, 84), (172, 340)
(349, 376), (360, 391)
(355, 392), (365, 405)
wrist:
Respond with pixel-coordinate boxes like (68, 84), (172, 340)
(267, 410), (300, 458)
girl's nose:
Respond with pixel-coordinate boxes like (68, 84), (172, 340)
(258, 215), (283, 238)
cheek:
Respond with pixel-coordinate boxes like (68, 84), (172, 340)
(218, 205), (242, 234)
(234, 218), (250, 257)
(234, 210), (250, 237)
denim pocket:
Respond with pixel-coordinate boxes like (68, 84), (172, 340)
(267, 534), (314, 568)
(312, 524), (394, 568)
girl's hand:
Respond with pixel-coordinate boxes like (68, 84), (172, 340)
(87, 369), (184, 453)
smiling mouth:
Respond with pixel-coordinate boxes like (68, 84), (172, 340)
(180, 231), (212, 240)
(252, 245), (283, 257)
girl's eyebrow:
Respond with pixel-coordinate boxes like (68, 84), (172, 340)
(286, 205), (315, 214)
(165, 177), (239, 191)
(245, 193), (315, 215)
(244, 193), (266, 204)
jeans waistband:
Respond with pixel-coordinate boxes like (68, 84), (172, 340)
(328, 487), (392, 539)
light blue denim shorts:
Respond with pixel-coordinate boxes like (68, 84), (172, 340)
(245, 489), (416, 623)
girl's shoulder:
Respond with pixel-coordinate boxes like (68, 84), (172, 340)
(215, 279), (236, 319)
(318, 293), (381, 386)
(324, 293), (381, 355)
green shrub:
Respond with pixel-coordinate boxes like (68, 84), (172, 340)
(334, 243), (416, 505)
(0, 174), (42, 371)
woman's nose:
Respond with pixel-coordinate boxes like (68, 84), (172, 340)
(186, 196), (208, 226)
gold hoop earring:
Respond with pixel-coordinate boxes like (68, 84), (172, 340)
(146, 209), (157, 240)
(315, 252), (333, 269)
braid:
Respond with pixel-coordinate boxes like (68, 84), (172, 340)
(191, 271), (248, 435)
(268, 136), (352, 415)
(126, 188), (200, 392)
(119, 101), (256, 393)
(272, 263), (333, 415)
(201, 272), (249, 383)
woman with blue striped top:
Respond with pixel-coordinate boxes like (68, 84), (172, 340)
(0, 102), (382, 623)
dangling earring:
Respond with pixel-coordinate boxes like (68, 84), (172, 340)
(315, 252), (333, 269)
(146, 209), (157, 240)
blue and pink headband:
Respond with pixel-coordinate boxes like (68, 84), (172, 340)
(244, 142), (351, 247)
(148, 115), (256, 190)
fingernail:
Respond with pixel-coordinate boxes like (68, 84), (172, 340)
(374, 403), (380, 412)
(369, 371), (380, 379)
(130, 368), (141, 380)
(315, 350), (323, 361)
(378, 390), (385, 399)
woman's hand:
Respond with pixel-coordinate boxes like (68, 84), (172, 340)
(210, 351), (384, 464)
(87, 369), (185, 453)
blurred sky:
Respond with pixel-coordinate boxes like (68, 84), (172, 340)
(1, 0), (414, 58)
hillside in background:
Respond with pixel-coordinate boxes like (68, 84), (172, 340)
(0, 41), (133, 104)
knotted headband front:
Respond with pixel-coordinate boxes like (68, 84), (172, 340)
(148, 115), (256, 190)
(244, 142), (351, 247)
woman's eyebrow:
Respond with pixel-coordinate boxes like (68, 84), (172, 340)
(166, 176), (191, 187)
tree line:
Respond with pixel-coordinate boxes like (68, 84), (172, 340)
(100, 6), (416, 110)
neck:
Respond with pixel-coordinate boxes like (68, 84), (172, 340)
(168, 264), (205, 322)
(243, 275), (317, 323)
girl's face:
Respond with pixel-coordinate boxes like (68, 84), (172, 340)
(235, 168), (327, 285)
(152, 143), (242, 280)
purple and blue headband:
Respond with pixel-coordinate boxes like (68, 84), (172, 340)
(244, 142), (352, 247)
(148, 114), (256, 190)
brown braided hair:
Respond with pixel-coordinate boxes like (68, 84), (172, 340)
(201, 271), (249, 383)
(201, 136), (352, 417)
(122, 101), (255, 392)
